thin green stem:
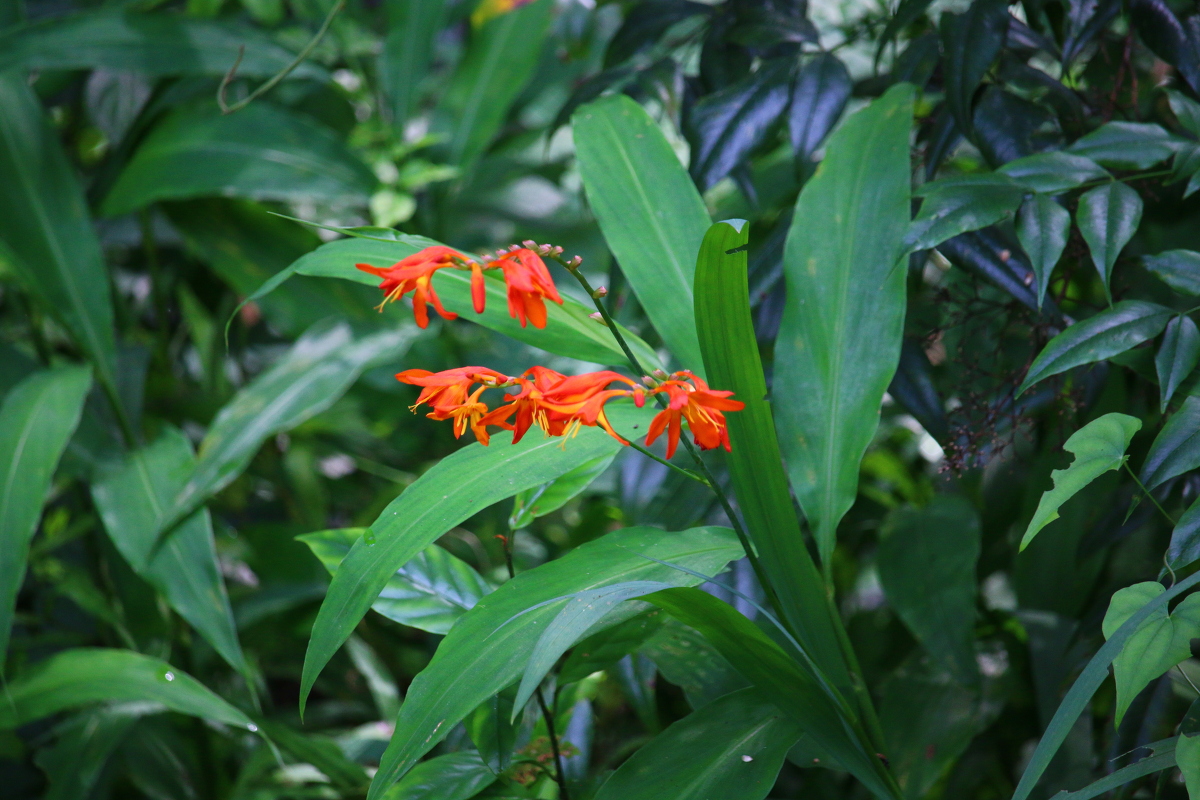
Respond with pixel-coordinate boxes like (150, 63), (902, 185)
(622, 436), (708, 484)
(1123, 462), (1178, 527)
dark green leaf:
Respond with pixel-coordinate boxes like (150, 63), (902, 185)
(560, 610), (665, 684)
(380, 0), (449, 128)
(641, 617), (748, 709)
(906, 177), (1026, 253)
(876, 0), (936, 65)
(1140, 396), (1200, 490)
(465, 690), (519, 774)
(604, 0), (712, 67)
(1157, 315), (1200, 411)
(38, 708), (140, 800)
(1016, 194), (1071, 309)
(1076, 182), (1143, 296)
(775, 83), (914, 563)
(573, 94), (711, 372)
(938, 228), (1043, 311)
(888, 340), (947, 441)
(0, 366), (92, 663)
(1066, 122), (1178, 170)
(939, 0), (1009, 136)
(1062, 0), (1121, 67)
(1018, 301), (1173, 395)
(257, 721), (369, 790)
(387, 752), (496, 800)
(1167, 495), (1200, 570)
(1143, 250), (1200, 296)
(997, 150), (1110, 193)
(788, 53), (852, 167)
(1168, 89), (1200, 136)
(1050, 738), (1176, 800)
(510, 454), (615, 530)
(1129, 0), (1200, 94)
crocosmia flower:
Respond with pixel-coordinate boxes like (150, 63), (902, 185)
(488, 248), (563, 329)
(356, 246), (468, 328)
(645, 371), (745, 458)
(396, 366), (510, 444)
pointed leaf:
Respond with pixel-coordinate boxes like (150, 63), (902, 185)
(1140, 396), (1200, 490)
(1169, 89), (1200, 136)
(788, 53), (852, 165)
(1067, 122), (1179, 170)
(905, 177), (1026, 253)
(387, 752), (496, 800)
(1016, 194), (1072, 309)
(1050, 737), (1176, 800)
(510, 453), (615, 530)
(1157, 315), (1200, 411)
(560, 610), (666, 684)
(1076, 182), (1143, 295)
(998, 150), (1111, 193)
(380, 0), (449, 128)
(939, 0), (1009, 135)
(1020, 413), (1142, 550)
(1143, 249), (1200, 296)
(1167, 496), (1200, 571)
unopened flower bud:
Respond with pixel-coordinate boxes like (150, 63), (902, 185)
(537, 244), (552, 256)
(567, 255), (583, 269)
(521, 239), (537, 248)
(551, 246), (564, 256)
(592, 286), (608, 298)
(641, 375), (656, 387)
(653, 369), (669, 380)
(588, 312), (608, 326)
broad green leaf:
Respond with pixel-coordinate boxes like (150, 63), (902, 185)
(693, 219), (851, 689)
(573, 94), (712, 373)
(380, 0), (449, 128)
(592, 688), (802, 800)
(1169, 90), (1200, 136)
(160, 322), (419, 539)
(1143, 250), (1200, 296)
(641, 618), (748, 709)
(939, 0), (1009, 135)
(1167, 496), (1200, 571)
(774, 83), (914, 564)
(1181, 735), (1200, 800)
(0, 10), (327, 78)
(510, 453), (615, 529)
(258, 720), (369, 790)
(38, 708), (141, 800)
(434, 0), (552, 167)
(301, 402), (652, 714)
(560, 610), (665, 684)
(1140, 396), (1200, 490)
(1157, 316), (1200, 411)
(346, 636), (402, 722)
(299, 528), (494, 635)
(465, 689), (519, 774)
(0, 648), (256, 731)
(1016, 194), (1071, 309)
(1050, 738), (1176, 800)
(1019, 413), (1141, 550)
(998, 151), (1111, 193)
(385, 752), (496, 800)
(1076, 182), (1143, 296)
(1018, 301), (1173, 394)
(367, 526), (743, 799)
(0, 366), (91, 663)
(1102, 582), (1200, 725)
(102, 102), (376, 217)
(904, 176), (1025, 253)
(876, 496), (981, 685)
(91, 427), (246, 674)
(0, 76), (119, 404)
(1066, 122), (1178, 170)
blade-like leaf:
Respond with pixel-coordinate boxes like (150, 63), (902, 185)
(593, 687), (802, 800)
(1018, 301), (1173, 394)
(938, 227), (1045, 311)
(1157, 315), (1200, 411)
(386, 752), (496, 800)
(905, 177), (1026, 253)
(510, 453), (615, 530)
(1016, 194), (1072, 309)
(774, 83), (914, 564)
(1019, 413), (1142, 550)
(574, 94), (712, 373)
(1076, 182), (1143, 296)
(1143, 250), (1200, 296)
(38, 707), (141, 800)
(257, 720), (369, 790)
(998, 150), (1111, 193)
(102, 102), (376, 217)
(0, 648), (256, 731)
(788, 53), (852, 166)
(939, 0), (1009, 136)
(560, 610), (666, 684)
(1167, 496), (1200, 570)
(367, 525), (743, 798)
(380, 0), (449, 128)
(1050, 738), (1176, 800)
(1066, 122), (1178, 170)
(0, 366), (92, 663)
(91, 427), (246, 674)
(299, 528), (493, 635)
(1140, 396), (1200, 490)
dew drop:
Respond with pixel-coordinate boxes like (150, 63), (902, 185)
(163, 671), (175, 682)
(247, 723), (258, 732)
(364, 530), (377, 546)
(741, 755), (753, 763)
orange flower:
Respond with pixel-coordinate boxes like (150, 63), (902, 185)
(477, 366), (567, 443)
(489, 249), (563, 329)
(645, 372), (745, 458)
(357, 246), (470, 328)
(537, 371), (640, 445)
(396, 366), (511, 444)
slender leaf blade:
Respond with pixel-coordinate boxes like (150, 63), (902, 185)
(1157, 315), (1200, 411)
(998, 151), (1111, 193)
(1140, 396), (1200, 490)
(1143, 250), (1200, 296)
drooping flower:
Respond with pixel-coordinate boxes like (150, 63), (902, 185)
(645, 371), (745, 458)
(395, 366), (511, 444)
(488, 248), (563, 329)
(476, 366), (567, 443)
(357, 246), (471, 328)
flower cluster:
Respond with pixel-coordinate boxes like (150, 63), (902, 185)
(357, 243), (566, 330)
(396, 366), (745, 457)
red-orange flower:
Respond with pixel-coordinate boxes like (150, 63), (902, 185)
(645, 371), (745, 458)
(396, 366), (511, 444)
(489, 249), (563, 329)
(357, 246), (470, 328)
(476, 366), (567, 443)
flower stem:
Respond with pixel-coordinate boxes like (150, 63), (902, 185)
(1123, 462), (1177, 527)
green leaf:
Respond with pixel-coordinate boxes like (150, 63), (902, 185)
(301, 403), (651, 715)
(1018, 301), (1174, 395)
(1076, 182), (1143, 296)
(0, 76), (119, 405)
(0, 365), (92, 664)
(366, 526), (743, 799)
(0, 9), (326, 78)
(592, 688), (802, 800)
(904, 177), (1025, 253)
(1140, 395), (1200, 490)
(1050, 738), (1176, 800)
(997, 151), (1111, 193)
(346, 636), (402, 722)
(641, 618), (748, 709)
(380, 0), (449, 128)
(559, 610), (666, 684)
(876, 496), (981, 685)
(1016, 194), (1071, 309)
(465, 689), (519, 775)
(774, 83), (914, 564)
(1143, 250), (1200, 296)
(160, 322), (419, 539)
(299, 528), (494, 635)
(38, 708), (141, 800)
(1168, 89), (1200, 136)
(693, 219), (851, 688)
(385, 751), (497, 800)
(258, 720), (369, 790)
(939, 0), (1009, 136)
(1102, 582), (1200, 725)
(789, 53), (853, 165)
(434, 0), (552, 167)
(1019, 413), (1142, 550)
(91, 427), (246, 674)
(0, 648), (256, 730)
(510, 453), (614, 530)
(573, 94), (712, 373)
(1066, 122), (1179, 170)
(1157, 316), (1200, 412)
(1167, 496), (1200, 571)
(102, 102), (376, 217)
(1179, 735), (1200, 800)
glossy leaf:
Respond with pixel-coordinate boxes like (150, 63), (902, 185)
(560, 610), (666, 684)
(1157, 315), (1200, 411)
(641, 617), (748, 709)
(1062, 0), (1121, 67)
(788, 53), (852, 166)
(1016, 194), (1071, 309)
(0, 366), (91, 664)
(574, 94), (711, 372)
(387, 752), (496, 800)
(258, 720), (369, 790)
(1168, 89), (1200, 136)
(876, 496), (981, 685)
(0, 76), (119, 401)
(1140, 396), (1200, 490)
(1066, 122), (1178, 170)
(938, 228), (1043, 311)
(465, 689), (519, 774)
(997, 150), (1110, 193)
(299, 528), (493, 636)
(1018, 301), (1173, 394)
(775, 83), (914, 564)
(1143, 250), (1200, 296)
(510, 454), (615, 530)
(91, 427), (246, 674)
(1129, 0), (1200, 94)
(604, 0), (711, 67)
(1182, 734), (1200, 800)
(593, 688), (801, 800)
(1167, 496), (1200, 571)
(1076, 182), (1143, 296)
(102, 102), (376, 217)
(0, 648), (256, 730)
(301, 403), (652, 714)
(939, 0), (1009, 135)
(380, 0), (449, 128)
(876, 0), (936, 65)
(1019, 413), (1141, 550)
(367, 526), (742, 798)
(905, 177), (1025, 253)
(38, 708), (141, 800)
(1103, 582), (1200, 724)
